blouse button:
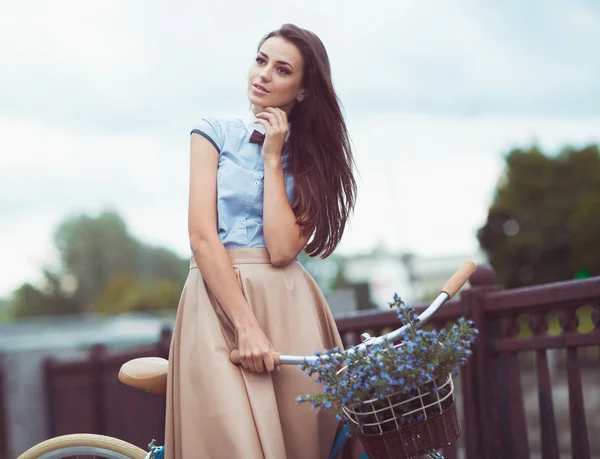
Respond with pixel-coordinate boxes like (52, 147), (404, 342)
(254, 181), (259, 186)
(244, 206), (250, 211)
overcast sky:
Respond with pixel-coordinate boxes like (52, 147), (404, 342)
(1, 0), (599, 296)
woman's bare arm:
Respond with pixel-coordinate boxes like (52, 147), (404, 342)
(262, 159), (311, 266)
(188, 133), (276, 372)
(256, 107), (310, 266)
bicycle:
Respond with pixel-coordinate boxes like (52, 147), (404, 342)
(17, 261), (476, 459)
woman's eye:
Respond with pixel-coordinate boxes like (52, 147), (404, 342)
(278, 67), (290, 75)
(256, 57), (266, 64)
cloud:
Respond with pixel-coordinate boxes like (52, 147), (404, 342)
(1, 0), (599, 135)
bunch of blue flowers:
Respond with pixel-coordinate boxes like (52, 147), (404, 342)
(297, 294), (477, 432)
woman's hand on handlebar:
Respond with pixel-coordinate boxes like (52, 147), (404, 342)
(235, 319), (277, 373)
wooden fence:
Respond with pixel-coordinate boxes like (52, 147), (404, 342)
(44, 328), (171, 452)
(2, 264), (600, 458)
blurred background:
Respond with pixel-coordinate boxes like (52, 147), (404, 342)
(1, 0), (599, 457)
(1, 0), (600, 316)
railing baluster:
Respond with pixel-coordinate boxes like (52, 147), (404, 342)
(90, 344), (107, 436)
(592, 301), (600, 331)
(504, 315), (530, 459)
(561, 308), (591, 459)
(531, 312), (559, 459)
(505, 350), (530, 458)
(566, 347), (590, 459)
(458, 360), (475, 459)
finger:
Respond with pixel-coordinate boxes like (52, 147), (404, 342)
(263, 108), (286, 130)
(242, 353), (255, 372)
(266, 107), (287, 127)
(264, 107), (282, 115)
(247, 356), (257, 372)
(256, 112), (277, 125)
(254, 117), (272, 126)
(258, 111), (283, 132)
(254, 355), (264, 373)
(264, 353), (275, 372)
(254, 118), (272, 133)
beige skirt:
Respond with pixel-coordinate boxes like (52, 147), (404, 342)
(164, 248), (359, 459)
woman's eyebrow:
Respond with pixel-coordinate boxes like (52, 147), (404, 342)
(258, 51), (293, 69)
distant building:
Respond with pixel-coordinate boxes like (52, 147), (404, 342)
(341, 249), (414, 309)
(337, 248), (488, 309)
(404, 251), (488, 301)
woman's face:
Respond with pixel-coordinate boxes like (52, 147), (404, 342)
(248, 36), (305, 115)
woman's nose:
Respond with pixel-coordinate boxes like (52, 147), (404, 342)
(259, 66), (272, 82)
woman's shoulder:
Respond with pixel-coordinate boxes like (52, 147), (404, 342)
(192, 116), (245, 133)
(190, 116), (245, 152)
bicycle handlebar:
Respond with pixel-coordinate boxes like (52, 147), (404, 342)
(230, 261), (477, 367)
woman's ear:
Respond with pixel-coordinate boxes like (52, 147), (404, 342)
(297, 89), (307, 103)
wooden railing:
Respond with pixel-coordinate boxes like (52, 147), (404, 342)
(2, 264), (600, 458)
(337, 267), (600, 458)
(479, 274), (600, 459)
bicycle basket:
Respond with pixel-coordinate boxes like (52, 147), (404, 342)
(342, 375), (460, 459)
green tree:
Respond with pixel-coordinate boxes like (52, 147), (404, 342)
(572, 192), (600, 276)
(54, 210), (188, 306)
(477, 144), (600, 288)
(54, 211), (140, 307)
(138, 245), (189, 284)
(11, 271), (81, 318)
(94, 270), (141, 314)
(94, 271), (182, 313)
(11, 210), (188, 317)
(0, 297), (12, 322)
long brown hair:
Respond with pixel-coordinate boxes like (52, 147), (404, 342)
(258, 24), (357, 258)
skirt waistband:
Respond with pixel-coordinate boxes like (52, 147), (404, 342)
(190, 248), (276, 268)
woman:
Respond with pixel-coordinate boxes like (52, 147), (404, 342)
(165, 23), (359, 459)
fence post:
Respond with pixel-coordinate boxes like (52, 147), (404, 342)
(460, 264), (503, 459)
(157, 326), (172, 360)
(90, 344), (107, 436)
(43, 358), (57, 438)
(157, 325), (172, 445)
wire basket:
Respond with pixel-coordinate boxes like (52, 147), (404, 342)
(342, 375), (460, 459)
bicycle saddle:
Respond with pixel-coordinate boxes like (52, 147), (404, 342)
(118, 357), (168, 395)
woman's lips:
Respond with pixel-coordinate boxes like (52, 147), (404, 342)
(253, 83), (269, 94)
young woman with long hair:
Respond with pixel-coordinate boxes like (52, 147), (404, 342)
(165, 23), (359, 459)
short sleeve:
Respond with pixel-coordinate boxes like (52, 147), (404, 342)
(191, 118), (223, 153)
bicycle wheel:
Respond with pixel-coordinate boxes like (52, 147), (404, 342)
(17, 433), (147, 459)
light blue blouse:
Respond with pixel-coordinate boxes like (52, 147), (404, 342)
(191, 112), (295, 249)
